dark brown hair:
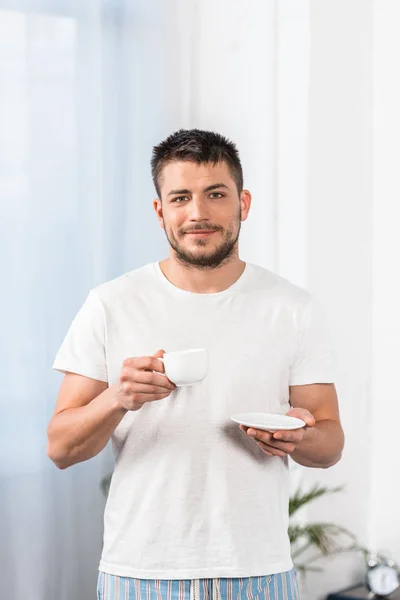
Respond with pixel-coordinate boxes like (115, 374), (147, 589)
(151, 129), (244, 197)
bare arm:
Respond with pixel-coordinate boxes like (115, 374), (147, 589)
(288, 419), (344, 468)
(288, 383), (344, 468)
(240, 383), (344, 469)
(47, 375), (125, 469)
(47, 350), (176, 469)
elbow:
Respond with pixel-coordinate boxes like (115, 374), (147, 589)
(47, 441), (72, 469)
(321, 451), (343, 469)
(46, 428), (76, 469)
(52, 459), (70, 470)
(322, 429), (345, 468)
(47, 419), (74, 469)
(46, 432), (92, 469)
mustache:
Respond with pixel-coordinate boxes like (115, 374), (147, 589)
(181, 224), (222, 234)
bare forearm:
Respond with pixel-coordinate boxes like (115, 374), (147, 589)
(290, 419), (344, 468)
(47, 384), (127, 469)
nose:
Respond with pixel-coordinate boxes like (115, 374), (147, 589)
(188, 197), (210, 221)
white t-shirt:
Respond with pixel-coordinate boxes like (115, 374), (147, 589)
(53, 262), (334, 580)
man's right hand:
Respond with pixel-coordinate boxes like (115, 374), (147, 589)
(115, 349), (176, 412)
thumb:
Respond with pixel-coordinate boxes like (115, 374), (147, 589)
(151, 349), (166, 374)
(286, 407), (315, 427)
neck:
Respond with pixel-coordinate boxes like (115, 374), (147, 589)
(159, 254), (246, 294)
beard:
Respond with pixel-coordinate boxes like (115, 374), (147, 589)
(163, 210), (241, 270)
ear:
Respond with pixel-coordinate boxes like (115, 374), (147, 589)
(239, 190), (252, 222)
(153, 198), (165, 229)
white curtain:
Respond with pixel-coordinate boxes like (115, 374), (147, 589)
(0, 1), (184, 598)
(0, 1), (305, 597)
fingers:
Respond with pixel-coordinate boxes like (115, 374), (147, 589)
(271, 430), (303, 443)
(257, 441), (287, 457)
(260, 440), (295, 456)
(262, 450), (274, 457)
(286, 408), (315, 427)
(135, 369), (176, 390)
(117, 352), (176, 411)
(119, 380), (174, 396)
(132, 391), (171, 403)
(240, 426), (298, 456)
(120, 364), (175, 391)
(259, 439), (296, 455)
(249, 427), (302, 446)
(123, 356), (166, 374)
(151, 350), (166, 375)
(121, 390), (171, 410)
(117, 379), (172, 401)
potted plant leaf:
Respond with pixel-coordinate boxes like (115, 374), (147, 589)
(289, 483), (364, 577)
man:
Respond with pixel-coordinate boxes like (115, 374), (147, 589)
(48, 129), (344, 600)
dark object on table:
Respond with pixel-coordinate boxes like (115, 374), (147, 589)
(327, 582), (400, 599)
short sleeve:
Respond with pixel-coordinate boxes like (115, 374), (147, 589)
(52, 289), (108, 382)
(289, 298), (335, 386)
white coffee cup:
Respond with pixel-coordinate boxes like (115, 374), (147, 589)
(159, 348), (208, 386)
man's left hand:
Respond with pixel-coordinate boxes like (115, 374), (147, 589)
(239, 408), (315, 457)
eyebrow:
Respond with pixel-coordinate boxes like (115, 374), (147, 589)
(167, 183), (229, 196)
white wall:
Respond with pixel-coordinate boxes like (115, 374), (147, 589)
(285, 2), (400, 599)
(303, 1), (374, 597)
(370, 0), (400, 565)
(183, 1), (400, 599)
(188, 0), (277, 270)
(275, 1), (310, 289)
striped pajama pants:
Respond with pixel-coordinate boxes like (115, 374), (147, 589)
(97, 570), (300, 600)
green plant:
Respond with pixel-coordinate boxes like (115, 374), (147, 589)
(101, 473), (112, 498)
(289, 483), (365, 576)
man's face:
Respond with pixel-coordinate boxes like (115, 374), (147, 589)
(153, 160), (251, 269)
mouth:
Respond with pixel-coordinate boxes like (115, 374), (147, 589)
(184, 230), (218, 238)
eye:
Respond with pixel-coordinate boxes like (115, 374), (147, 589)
(209, 192), (225, 199)
(171, 196), (189, 204)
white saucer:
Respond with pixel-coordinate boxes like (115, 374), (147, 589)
(231, 412), (306, 432)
